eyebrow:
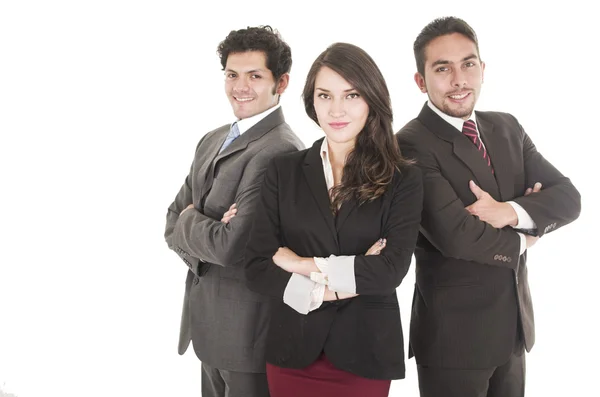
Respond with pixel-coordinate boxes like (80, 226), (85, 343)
(315, 87), (356, 93)
(431, 54), (478, 68)
(225, 68), (266, 74)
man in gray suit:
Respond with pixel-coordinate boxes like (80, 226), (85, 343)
(164, 25), (304, 397)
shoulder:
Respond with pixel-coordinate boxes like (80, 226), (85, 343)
(268, 146), (310, 169)
(193, 123), (229, 152)
(396, 118), (425, 142)
(394, 164), (422, 187)
(476, 110), (520, 125)
(203, 123), (230, 141)
(385, 165), (423, 204)
(269, 122), (306, 151)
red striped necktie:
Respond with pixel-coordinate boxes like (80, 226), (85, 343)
(462, 119), (493, 173)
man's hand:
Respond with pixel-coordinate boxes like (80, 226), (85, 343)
(221, 203), (237, 224)
(524, 182), (542, 196)
(324, 288), (358, 301)
(465, 181), (518, 228)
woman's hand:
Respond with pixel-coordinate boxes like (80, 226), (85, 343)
(365, 238), (386, 255)
(273, 247), (304, 273)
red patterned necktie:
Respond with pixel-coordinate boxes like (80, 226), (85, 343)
(462, 119), (493, 173)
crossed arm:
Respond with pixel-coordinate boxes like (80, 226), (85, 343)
(398, 127), (580, 267)
(243, 161), (423, 310)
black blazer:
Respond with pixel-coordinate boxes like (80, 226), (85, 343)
(244, 138), (423, 380)
(396, 103), (581, 369)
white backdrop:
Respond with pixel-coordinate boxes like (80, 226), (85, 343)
(1, 1), (597, 396)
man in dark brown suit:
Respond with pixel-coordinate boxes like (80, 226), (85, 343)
(396, 17), (581, 397)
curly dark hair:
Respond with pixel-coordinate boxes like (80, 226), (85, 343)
(302, 42), (412, 213)
(217, 25), (292, 81)
(414, 17), (481, 76)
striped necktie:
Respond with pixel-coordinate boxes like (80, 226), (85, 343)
(462, 119), (493, 173)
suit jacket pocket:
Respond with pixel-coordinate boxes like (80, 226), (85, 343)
(218, 276), (266, 303)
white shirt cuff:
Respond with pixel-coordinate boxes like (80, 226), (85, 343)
(324, 255), (356, 294)
(518, 232), (526, 255)
(508, 201), (537, 230)
(283, 273), (315, 315)
(309, 283), (326, 312)
(311, 257), (329, 285)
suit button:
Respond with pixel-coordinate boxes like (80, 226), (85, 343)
(193, 277), (199, 285)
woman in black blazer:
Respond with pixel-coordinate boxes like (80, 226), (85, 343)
(242, 42), (423, 397)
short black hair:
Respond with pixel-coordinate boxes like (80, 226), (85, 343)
(217, 25), (292, 81)
(413, 17), (480, 76)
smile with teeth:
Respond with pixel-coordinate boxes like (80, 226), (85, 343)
(449, 92), (470, 100)
(235, 97), (254, 102)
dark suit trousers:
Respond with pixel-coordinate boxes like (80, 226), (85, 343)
(201, 362), (269, 397)
(417, 350), (525, 397)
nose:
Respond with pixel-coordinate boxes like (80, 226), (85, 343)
(328, 98), (346, 118)
(233, 76), (250, 92)
(451, 68), (468, 88)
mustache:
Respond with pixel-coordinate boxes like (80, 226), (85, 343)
(446, 89), (473, 96)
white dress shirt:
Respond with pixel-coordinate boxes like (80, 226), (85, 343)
(235, 104), (280, 134)
(427, 101), (537, 255)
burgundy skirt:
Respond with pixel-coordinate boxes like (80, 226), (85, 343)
(266, 353), (391, 397)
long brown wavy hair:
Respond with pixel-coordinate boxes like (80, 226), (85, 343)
(302, 42), (412, 212)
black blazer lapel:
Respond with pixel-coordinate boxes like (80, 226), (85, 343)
(335, 198), (357, 233)
(476, 113), (515, 202)
(303, 138), (339, 246)
(418, 104), (500, 199)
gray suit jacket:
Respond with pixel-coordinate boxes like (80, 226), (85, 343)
(164, 108), (304, 372)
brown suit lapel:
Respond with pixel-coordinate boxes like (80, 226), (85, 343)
(418, 104), (501, 200)
(476, 113), (515, 202)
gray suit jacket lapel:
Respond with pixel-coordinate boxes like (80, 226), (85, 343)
(203, 107), (286, 197)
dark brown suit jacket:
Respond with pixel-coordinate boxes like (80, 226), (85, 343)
(396, 103), (581, 369)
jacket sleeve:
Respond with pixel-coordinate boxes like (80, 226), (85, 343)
(351, 166), (424, 295)
(244, 157), (294, 299)
(168, 144), (297, 268)
(509, 118), (581, 236)
(164, 138), (205, 275)
(398, 133), (522, 269)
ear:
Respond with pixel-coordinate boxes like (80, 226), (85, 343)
(481, 61), (486, 84)
(414, 72), (427, 93)
(275, 73), (290, 95)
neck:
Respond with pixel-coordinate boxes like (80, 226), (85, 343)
(327, 139), (354, 170)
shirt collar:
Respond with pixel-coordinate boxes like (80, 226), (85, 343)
(233, 104), (281, 135)
(427, 100), (479, 134)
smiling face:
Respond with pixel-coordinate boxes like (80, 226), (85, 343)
(415, 33), (485, 120)
(313, 66), (369, 148)
(224, 51), (289, 120)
